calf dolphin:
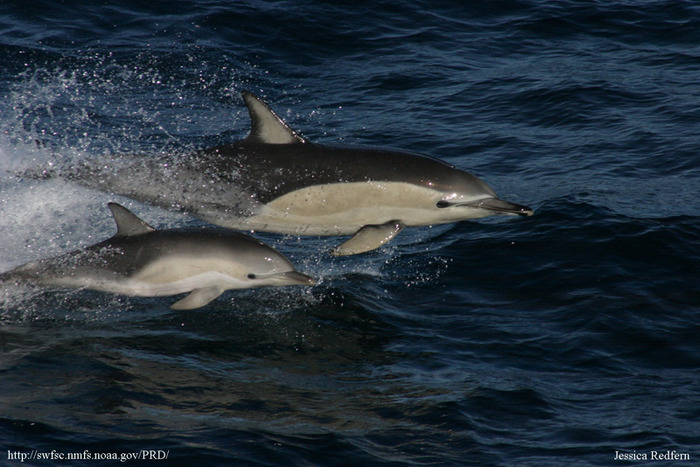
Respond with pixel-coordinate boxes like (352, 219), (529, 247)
(67, 91), (533, 255)
(0, 203), (315, 309)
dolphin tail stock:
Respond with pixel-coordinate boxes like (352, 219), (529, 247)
(15, 157), (97, 186)
(14, 162), (57, 181)
(331, 220), (405, 256)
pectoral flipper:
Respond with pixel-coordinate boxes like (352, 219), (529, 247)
(170, 286), (226, 310)
(331, 220), (404, 256)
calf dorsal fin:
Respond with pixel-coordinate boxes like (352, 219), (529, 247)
(108, 203), (156, 238)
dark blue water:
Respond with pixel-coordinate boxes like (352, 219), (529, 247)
(1, 1), (699, 465)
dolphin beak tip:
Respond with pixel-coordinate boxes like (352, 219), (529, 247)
(285, 271), (317, 286)
(304, 276), (317, 286)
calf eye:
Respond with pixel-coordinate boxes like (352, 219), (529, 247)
(247, 273), (257, 279)
(436, 200), (450, 208)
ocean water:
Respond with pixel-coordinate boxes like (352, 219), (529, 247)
(1, 1), (699, 465)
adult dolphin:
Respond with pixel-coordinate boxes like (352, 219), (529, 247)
(0, 203), (315, 309)
(70, 92), (533, 255)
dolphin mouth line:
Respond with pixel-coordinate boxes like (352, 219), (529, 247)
(454, 198), (534, 217)
(258, 270), (317, 285)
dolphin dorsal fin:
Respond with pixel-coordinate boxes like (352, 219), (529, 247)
(108, 203), (156, 238)
(242, 91), (306, 145)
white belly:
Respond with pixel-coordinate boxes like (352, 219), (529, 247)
(45, 259), (250, 298)
(242, 182), (453, 235)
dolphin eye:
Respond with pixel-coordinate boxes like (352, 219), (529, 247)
(436, 200), (451, 208)
(247, 273), (257, 279)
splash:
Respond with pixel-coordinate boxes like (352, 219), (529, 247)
(0, 51), (452, 320)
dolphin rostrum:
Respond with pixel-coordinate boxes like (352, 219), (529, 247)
(0, 203), (315, 309)
(67, 92), (533, 255)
